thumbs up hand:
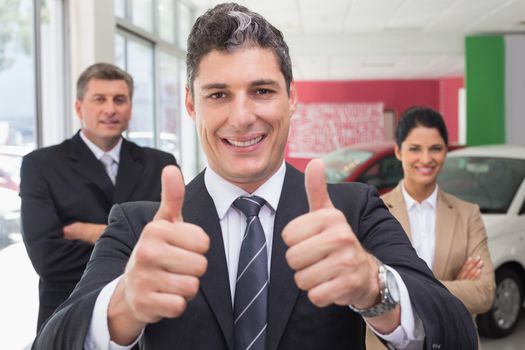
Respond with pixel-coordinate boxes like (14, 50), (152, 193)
(108, 165), (210, 345)
(282, 159), (380, 309)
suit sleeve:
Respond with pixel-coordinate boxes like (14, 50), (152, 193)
(20, 154), (92, 283)
(159, 151), (177, 168)
(441, 206), (496, 314)
(168, 153), (177, 167)
(339, 184), (478, 350)
(32, 203), (141, 349)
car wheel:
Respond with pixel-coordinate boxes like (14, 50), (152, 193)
(477, 267), (524, 338)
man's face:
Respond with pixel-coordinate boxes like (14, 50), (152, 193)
(186, 47), (297, 193)
(75, 78), (132, 150)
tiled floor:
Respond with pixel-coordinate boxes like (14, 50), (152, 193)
(481, 314), (525, 350)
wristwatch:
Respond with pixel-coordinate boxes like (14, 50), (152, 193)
(349, 259), (400, 318)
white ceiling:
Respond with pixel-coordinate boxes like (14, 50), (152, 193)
(188, 0), (525, 81)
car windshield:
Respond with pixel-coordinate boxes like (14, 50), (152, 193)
(322, 148), (374, 183)
(439, 156), (525, 213)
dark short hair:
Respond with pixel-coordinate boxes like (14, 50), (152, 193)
(186, 2), (293, 96)
(76, 63), (134, 100)
(395, 106), (449, 147)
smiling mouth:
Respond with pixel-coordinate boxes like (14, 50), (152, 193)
(100, 120), (120, 125)
(224, 135), (265, 148)
(417, 167), (434, 175)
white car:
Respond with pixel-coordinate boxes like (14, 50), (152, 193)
(439, 144), (525, 338)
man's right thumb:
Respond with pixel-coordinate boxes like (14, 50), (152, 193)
(154, 165), (185, 222)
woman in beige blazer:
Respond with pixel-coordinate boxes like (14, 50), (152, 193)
(366, 107), (495, 349)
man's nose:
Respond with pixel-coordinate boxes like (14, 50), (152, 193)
(229, 95), (255, 128)
(102, 101), (117, 115)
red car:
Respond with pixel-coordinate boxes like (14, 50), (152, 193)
(321, 141), (463, 194)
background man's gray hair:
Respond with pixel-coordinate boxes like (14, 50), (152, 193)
(186, 2), (293, 96)
(76, 62), (134, 101)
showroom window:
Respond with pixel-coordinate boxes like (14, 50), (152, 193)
(0, 0), (67, 249)
(115, 0), (194, 161)
(0, 0), (37, 150)
(0, 1), (68, 347)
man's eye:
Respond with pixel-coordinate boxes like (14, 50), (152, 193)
(114, 97), (128, 104)
(209, 92), (226, 99)
(255, 88), (272, 95)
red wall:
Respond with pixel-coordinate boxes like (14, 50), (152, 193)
(286, 79), (463, 171)
(294, 80), (440, 113)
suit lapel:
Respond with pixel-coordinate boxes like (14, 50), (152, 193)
(433, 191), (456, 278)
(113, 139), (144, 203)
(184, 172), (234, 350)
(383, 184), (412, 241)
(69, 132), (114, 203)
(267, 164), (304, 350)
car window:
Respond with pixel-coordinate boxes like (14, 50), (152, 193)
(323, 148), (374, 183)
(439, 156), (525, 213)
(357, 155), (403, 192)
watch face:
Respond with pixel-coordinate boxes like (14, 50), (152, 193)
(386, 270), (401, 303)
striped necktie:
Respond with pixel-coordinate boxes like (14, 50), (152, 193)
(100, 153), (117, 185)
(232, 195), (268, 350)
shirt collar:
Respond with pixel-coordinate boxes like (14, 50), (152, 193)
(401, 181), (438, 210)
(80, 130), (122, 163)
(205, 162), (286, 220)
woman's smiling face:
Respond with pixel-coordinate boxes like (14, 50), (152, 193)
(395, 125), (447, 189)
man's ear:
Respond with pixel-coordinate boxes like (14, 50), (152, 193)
(185, 85), (196, 121)
(394, 144), (402, 161)
(288, 81), (298, 115)
(74, 100), (83, 122)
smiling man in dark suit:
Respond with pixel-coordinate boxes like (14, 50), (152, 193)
(33, 4), (476, 350)
(20, 62), (177, 331)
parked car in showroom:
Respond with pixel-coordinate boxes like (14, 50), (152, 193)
(0, 187), (21, 249)
(439, 145), (525, 338)
(322, 141), (462, 194)
(0, 145), (28, 250)
(322, 141), (403, 193)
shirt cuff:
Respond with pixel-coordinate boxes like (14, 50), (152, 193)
(367, 266), (425, 349)
(83, 276), (143, 350)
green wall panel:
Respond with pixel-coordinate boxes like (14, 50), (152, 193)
(465, 36), (505, 145)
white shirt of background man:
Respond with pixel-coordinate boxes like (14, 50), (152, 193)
(79, 131), (122, 184)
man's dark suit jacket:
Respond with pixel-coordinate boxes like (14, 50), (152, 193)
(20, 131), (177, 330)
(33, 164), (477, 349)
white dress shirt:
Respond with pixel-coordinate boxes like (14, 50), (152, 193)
(85, 162), (423, 349)
(401, 182), (438, 269)
(79, 130), (122, 182)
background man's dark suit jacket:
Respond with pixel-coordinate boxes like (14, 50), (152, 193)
(33, 164), (477, 349)
(20, 131), (177, 329)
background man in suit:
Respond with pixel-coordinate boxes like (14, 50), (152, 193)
(20, 63), (177, 330)
(33, 4), (476, 349)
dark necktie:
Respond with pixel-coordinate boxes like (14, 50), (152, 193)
(232, 195), (268, 350)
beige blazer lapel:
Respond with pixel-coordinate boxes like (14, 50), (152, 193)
(432, 191), (457, 278)
(381, 183), (412, 241)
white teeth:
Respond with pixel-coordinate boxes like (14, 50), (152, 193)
(228, 135), (263, 147)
